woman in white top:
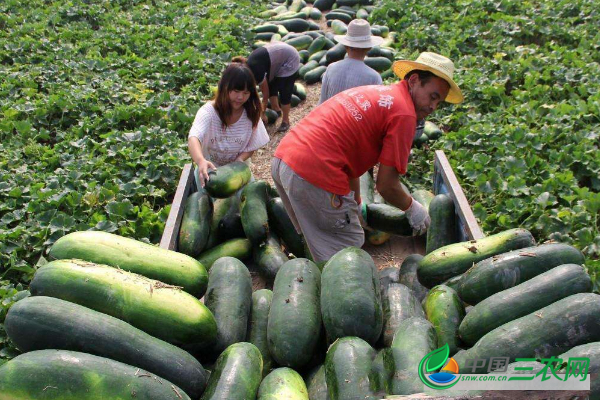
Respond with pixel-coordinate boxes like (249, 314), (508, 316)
(188, 59), (270, 187)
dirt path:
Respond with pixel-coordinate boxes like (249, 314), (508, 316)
(250, 9), (329, 185)
(250, 82), (322, 185)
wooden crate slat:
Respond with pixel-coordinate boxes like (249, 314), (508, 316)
(434, 150), (484, 240)
(159, 163), (195, 250)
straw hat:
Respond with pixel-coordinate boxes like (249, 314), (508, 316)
(334, 19), (385, 49)
(393, 52), (464, 104)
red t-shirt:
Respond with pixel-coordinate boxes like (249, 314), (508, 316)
(274, 81), (417, 195)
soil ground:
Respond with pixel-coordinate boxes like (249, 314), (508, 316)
(249, 82), (322, 187)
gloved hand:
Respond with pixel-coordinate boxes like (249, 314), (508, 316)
(404, 198), (430, 235)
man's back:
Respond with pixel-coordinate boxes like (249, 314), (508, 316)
(276, 82), (416, 195)
(319, 58), (383, 104)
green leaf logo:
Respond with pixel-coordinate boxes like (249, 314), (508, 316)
(419, 344), (459, 390)
(425, 343), (450, 373)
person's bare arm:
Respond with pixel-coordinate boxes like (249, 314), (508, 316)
(235, 151), (254, 162)
(188, 137), (216, 187)
(350, 176), (369, 228)
(375, 164), (412, 210)
(376, 164), (431, 234)
(349, 177), (361, 205)
(260, 79), (270, 107)
(259, 79), (270, 123)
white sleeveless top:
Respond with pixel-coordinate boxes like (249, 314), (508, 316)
(188, 102), (269, 166)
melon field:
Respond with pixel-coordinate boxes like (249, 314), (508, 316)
(0, 0), (599, 396)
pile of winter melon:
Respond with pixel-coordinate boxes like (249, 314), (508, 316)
(2, 162), (598, 399)
(252, 0), (397, 86)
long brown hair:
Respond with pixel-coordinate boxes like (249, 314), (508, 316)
(213, 58), (262, 129)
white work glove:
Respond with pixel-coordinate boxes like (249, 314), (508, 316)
(404, 198), (430, 236)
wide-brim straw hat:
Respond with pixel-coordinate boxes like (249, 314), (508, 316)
(334, 19), (385, 49)
(393, 52), (464, 104)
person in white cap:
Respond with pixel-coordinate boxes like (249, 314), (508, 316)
(318, 19), (384, 105)
(272, 52), (463, 263)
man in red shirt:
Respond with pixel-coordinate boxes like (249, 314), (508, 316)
(272, 52), (464, 262)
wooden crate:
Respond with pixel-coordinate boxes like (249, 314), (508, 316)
(160, 150), (483, 271)
(158, 157), (592, 400)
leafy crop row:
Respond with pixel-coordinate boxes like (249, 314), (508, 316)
(374, 0), (600, 283)
(0, 0), (260, 276)
(0, 0), (263, 358)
